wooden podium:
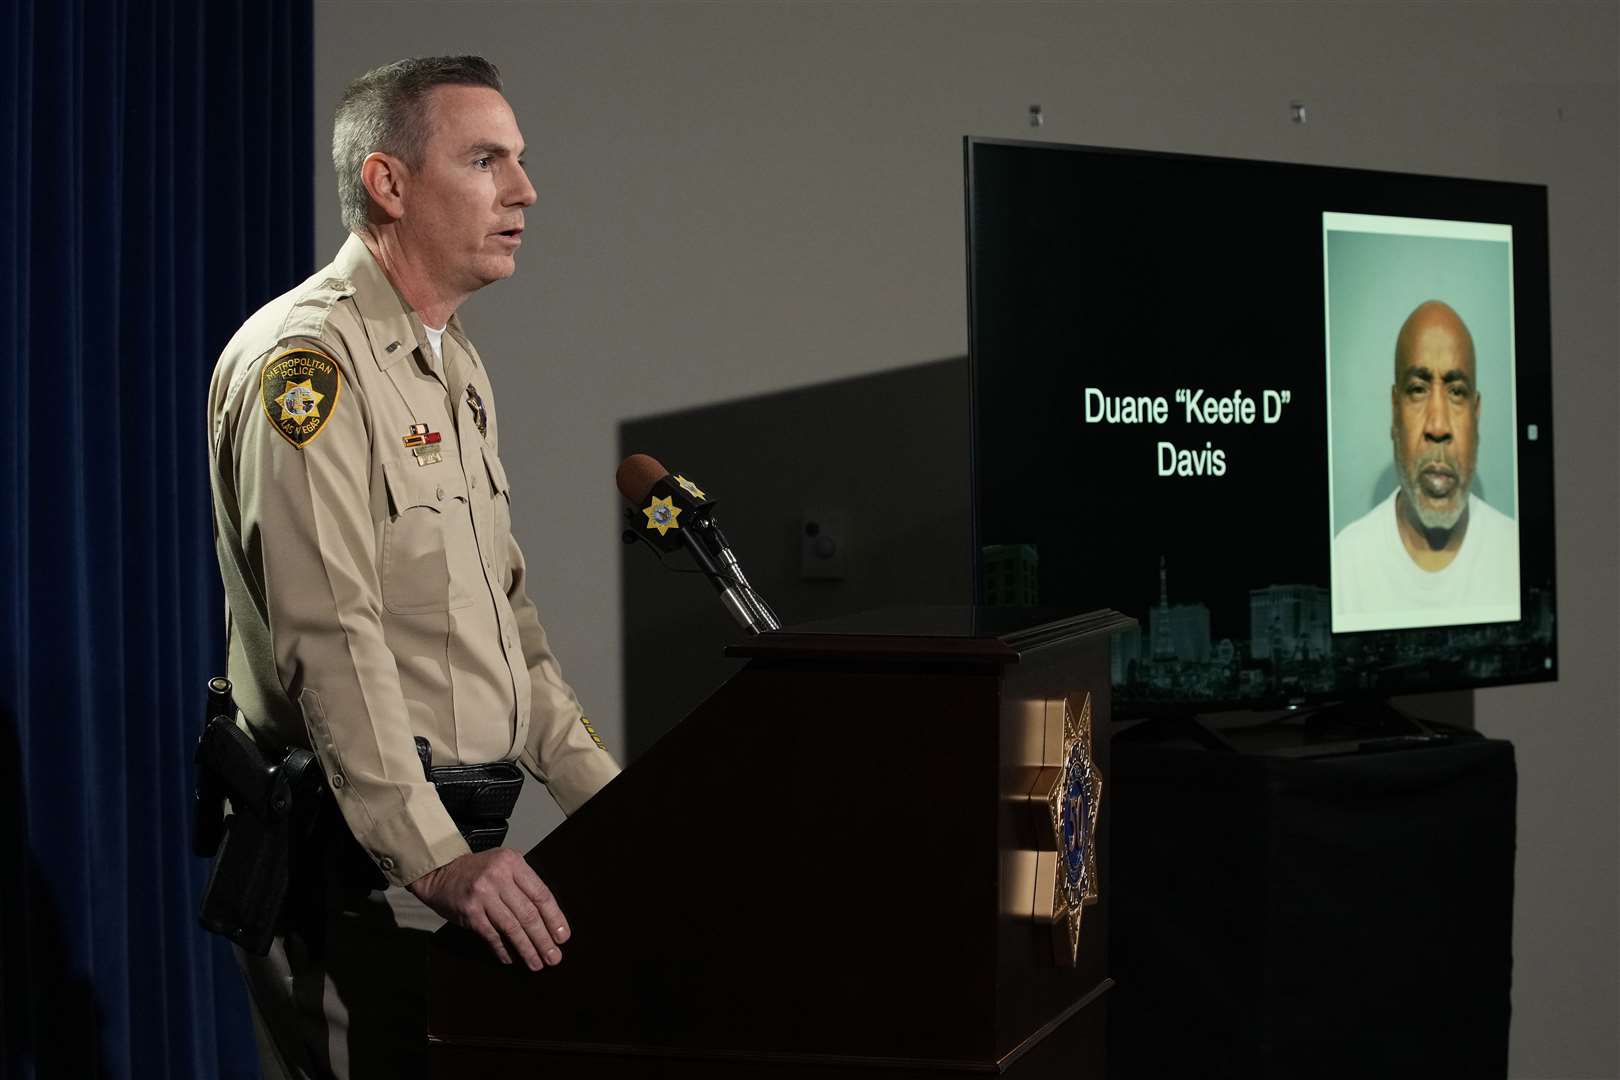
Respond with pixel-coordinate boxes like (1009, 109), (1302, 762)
(429, 607), (1132, 1078)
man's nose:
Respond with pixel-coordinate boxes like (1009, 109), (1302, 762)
(506, 169), (537, 209)
(1423, 390), (1452, 442)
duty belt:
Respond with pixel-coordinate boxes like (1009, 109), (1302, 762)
(193, 677), (524, 952)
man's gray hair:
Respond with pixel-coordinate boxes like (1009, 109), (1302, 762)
(332, 56), (503, 231)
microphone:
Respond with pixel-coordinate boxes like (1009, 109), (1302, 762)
(615, 454), (780, 635)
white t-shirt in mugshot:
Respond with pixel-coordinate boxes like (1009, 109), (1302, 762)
(1331, 490), (1520, 632)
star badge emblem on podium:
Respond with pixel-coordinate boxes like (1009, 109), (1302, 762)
(1045, 692), (1102, 965)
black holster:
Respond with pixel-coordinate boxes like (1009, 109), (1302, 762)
(192, 685), (328, 956)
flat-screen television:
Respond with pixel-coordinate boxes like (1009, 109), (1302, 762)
(967, 138), (1556, 715)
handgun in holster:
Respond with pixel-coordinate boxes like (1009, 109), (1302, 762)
(192, 677), (327, 957)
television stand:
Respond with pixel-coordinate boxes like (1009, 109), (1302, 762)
(1109, 706), (1514, 1079)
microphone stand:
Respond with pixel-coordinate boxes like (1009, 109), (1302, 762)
(622, 508), (781, 635)
(702, 522), (780, 633)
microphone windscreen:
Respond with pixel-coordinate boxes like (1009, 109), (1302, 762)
(616, 453), (670, 505)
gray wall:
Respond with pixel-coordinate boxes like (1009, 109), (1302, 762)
(619, 357), (973, 758)
(313, 4), (1618, 1076)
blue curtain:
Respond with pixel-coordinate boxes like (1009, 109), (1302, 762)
(1, 0), (312, 1076)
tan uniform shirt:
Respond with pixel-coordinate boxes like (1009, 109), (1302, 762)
(208, 234), (619, 887)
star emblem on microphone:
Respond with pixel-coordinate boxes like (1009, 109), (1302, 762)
(642, 495), (682, 536)
(673, 474), (707, 501)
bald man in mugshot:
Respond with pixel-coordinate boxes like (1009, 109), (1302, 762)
(1331, 300), (1520, 629)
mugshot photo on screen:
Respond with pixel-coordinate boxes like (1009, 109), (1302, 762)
(1324, 212), (1521, 634)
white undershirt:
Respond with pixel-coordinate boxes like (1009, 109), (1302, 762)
(423, 323), (446, 369)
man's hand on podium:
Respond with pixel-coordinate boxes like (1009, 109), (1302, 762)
(407, 847), (570, 971)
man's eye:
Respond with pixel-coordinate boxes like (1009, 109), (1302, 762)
(475, 157), (492, 169)
(1406, 384), (1428, 398)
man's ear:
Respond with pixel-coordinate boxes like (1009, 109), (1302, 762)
(360, 152), (406, 224)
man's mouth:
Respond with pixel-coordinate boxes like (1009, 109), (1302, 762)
(495, 227), (523, 240)
(1417, 463), (1458, 499)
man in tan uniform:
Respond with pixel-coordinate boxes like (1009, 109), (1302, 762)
(207, 56), (618, 1078)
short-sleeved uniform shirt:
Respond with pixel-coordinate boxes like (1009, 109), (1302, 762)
(208, 234), (618, 886)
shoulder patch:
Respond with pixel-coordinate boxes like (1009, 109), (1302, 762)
(260, 348), (343, 449)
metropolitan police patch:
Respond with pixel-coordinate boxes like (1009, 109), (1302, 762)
(260, 348), (342, 449)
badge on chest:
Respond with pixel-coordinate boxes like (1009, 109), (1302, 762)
(464, 384), (488, 439)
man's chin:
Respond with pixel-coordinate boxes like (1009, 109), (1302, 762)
(1405, 487), (1467, 531)
(474, 255), (519, 286)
